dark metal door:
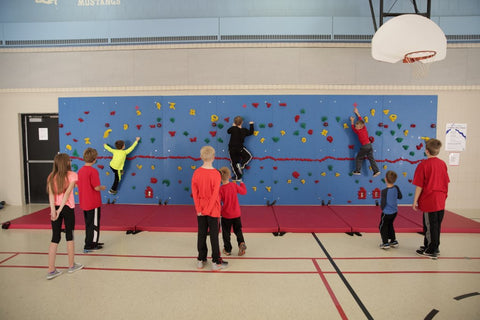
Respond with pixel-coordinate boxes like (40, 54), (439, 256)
(22, 114), (59, 203)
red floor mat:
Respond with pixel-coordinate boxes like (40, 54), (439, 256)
(135, 205), (197, 232)
(273, 206), (352, 233)
(240, 206), (279, 233)
(330, 206), (423, 233)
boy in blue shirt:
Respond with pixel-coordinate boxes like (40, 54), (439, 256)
(379, 170), (403, 249)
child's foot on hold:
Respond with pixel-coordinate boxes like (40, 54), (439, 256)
(46, 269), (63, 280)
(223, 249), (231, 256)
(211, 259), (228, 271)
(352, 171), (361, 176)
(373, 171), (381, 177)
(108, 189), (117, 195)
(379, 243), (390, 250)
(389, 240), (399, 248)
(238, 242), (247, 256)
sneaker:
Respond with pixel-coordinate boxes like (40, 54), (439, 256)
(238, 242), (247, 256)
(379, 243), (390, 250)
(108, 189), (117, 195)
(68, 262), (84, 274)
(212, 259), (228, 271)
(83, 245), (103, 253)
(46, 269), (63, 280)
(420, 246), (440, 256)
(222, 249), (231, 256)
(389, 240), (399, 248)
(416, 249), (438, 259)
(97, 242), (104, 246)
(197, 260), (206, 269)
(373, 171), (381, 177)
(236, 163), (243, 175)
(352, 171), (361, 176)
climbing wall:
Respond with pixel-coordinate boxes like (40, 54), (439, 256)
(59, 95), (437, 205)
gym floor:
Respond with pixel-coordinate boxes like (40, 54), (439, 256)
(0, 204), (479, 320)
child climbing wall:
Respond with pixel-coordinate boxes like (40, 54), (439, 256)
(59, 95), (437, 205)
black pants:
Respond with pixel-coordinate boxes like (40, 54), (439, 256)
(110, 166), (120, 191)
(423, 210), (444, 254)
(229, 147), (252, 180)
(355, 143), (379, 174)
(83, 207), (101, 249)
(51, 206), (75, 244)
(197, 215), (221, 263)
(221, 217), (245, 253)
(379, 212), (397, 244)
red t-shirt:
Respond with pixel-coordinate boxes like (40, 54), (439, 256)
(219, 182), (247, 219)
(77, 165), (102, 211)
(412, 157), (450, 212)
(191, 167), (221, 217)
(351, 117), (370, 145)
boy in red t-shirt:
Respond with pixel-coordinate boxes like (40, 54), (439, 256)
(350, 106), (380, 177)
(219, 167), (248, 256)
(412, 138), (450, 259)
(191, 146), (228, 271)
(78, 148), (106, 252)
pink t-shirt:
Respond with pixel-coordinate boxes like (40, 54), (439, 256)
(53, 171), (78, 209)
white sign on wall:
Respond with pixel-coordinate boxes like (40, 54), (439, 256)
(445, 123), (467, 152)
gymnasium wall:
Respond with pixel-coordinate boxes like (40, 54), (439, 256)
(59, 94), (436, 205)
(0, 44), (478, 209)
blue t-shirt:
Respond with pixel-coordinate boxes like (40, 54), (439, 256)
(381, 185), (403, 214)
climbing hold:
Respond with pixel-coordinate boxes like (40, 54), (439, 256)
(136, 164), (143, 169)
(307, 129), (313, 135)
(300, 123), (306, 129)
(169, 118), (175, 123)
(103, 129), (112, 138)
(383, 109), (389, 115)
(150, 178), (158, 184)
(168, 131), (176, 137)
(280, 130), (286, 136)
(123, 124), (128, 130)
(294, 115), (300, 123)
(326, 136), (333, 143)
(260, 138), (265, 143)
(390, 130), (395, 136)
(375, 131), (382, 136)
(403, 129), (409, 136)
(209, 131), (217, 137)
(272, 137), (280, 143)
(156, 102), (161, 109)
(189, 109), (195, 115)
(162, 179), (171, 187)
(396, 137), (403, 143)
(259, 124), (266, 128)
(150, 138), (155, 143)
(389, 114), (397, 122)
(183, 131), (189, 136)
(169, 102), (175, 109)
(321, 129), (328, 136)
(84, 138), (91, 145)
(370, 109), (375, 116)
(301, 137), (307, 143)
(403, 145), (409, 150)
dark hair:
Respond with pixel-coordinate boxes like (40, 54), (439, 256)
(426, 138), (441, 156)
(115, 140), (125, 149)
(385, 170), (397, 184)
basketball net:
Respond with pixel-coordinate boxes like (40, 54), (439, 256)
(403, 50), (436, 79)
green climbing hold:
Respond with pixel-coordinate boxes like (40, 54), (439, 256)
(272, 137), (280, 142)
(321, 116), (328, 122)
(294, 187), (298, 191)
(72, 164), (78, 171)
(300, 123), (306, 129)
(259, 123), (266, 128)
(162, 179), (171, 187)
(327, 165), (333, 171)
(150, 137), (155, 143)
(308, 172), (312, 176)
(204, 138), (210, 143)
(397, 123), (402, 129)
(184, 187), (190, 192)
(260, 180), (264, 184)
(293, 130), (299, 136)
(169, 118), (175, 123)
(217, 138), (223, 143)
(409, 151), (415, 156)
(375, 131), (382, 136)
(396, 137), (403, 143)
(403, 145), (409, 150)
(183, 131), (189, 136)
(336, 116), (340, 122)
(73, 149), (79, 157)
(390, 130), (396, 136)
(274, 180), (278, 184)
(156, 117), (162, 122)
(300, 109), (306, 114)
(218, 123), (224, 129)
(132, 186), (136, 190)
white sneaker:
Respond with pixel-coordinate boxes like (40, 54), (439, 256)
(197, 260), (206, 269)
(68, 262), (84, 274)
(46, 269), (63, 280)
(211, 260), (228, 271)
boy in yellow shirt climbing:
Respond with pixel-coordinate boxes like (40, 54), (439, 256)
(104, 137), (140, 194)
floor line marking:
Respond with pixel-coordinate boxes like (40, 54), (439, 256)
(312, 258), (348, 320)
(312, 232), (374, 320)
(0, 253), (18, 265)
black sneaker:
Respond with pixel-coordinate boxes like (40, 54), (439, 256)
(108, 189), (117, 195)
(416, 249), (437, 259)
(420, 246), (440, 256)
(389, 240), (399, 248)
(352, 171), (361, 176)
(84, 245), (103, 253)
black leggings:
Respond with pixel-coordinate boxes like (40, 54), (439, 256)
(51, 206), (75, 243)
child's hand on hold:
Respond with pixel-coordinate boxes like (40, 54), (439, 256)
(136, 137), (140, 141)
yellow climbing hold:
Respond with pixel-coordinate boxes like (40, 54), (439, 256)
(191, 165), (196, 170)
(210, 114), (218, 122)
(364, 116), (369, 123)
(253, 131), (259, 136)
(123, 124), (128, 130)
(287, 180), (292, 184)
(321, 129), (328, 136)
(260, 137), (265, 144)
(343, 123), (349, 129)
(321, 172), (326, 176)
(169, 102), (176, 110)
(383, 109), (390, 115)
(177, 166), (182, 171)
(389, 114), (397, 122)
(300, 179), (305, 184)
(84, 138), (91, 145)
(421, 136), (430, 141)
(404, 129), (409, 136)
(403, 172), (407, 177)
(106, 172), (110, 176)
(151, 165), (155, 170)
(280, 130), (286, 136)
(335, 172), (340, 177)
(156, 102), (161, 110)
(66, 144), (72, 151)
(189, 109), (195, 115)
(383, 165), (388, 170)
(252, 186), (257, 192)
(136, 164), (142, 170)
(301, 137), (307, 143)
(103, 129), (112, 138)
(136, 110), (141, 116)
(371, 109), (376, 116)
(265, 186), (271, 192)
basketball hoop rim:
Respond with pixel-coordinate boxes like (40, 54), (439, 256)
(403, 50), (437, 63)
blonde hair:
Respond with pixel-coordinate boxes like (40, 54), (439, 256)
(234, 116), (243, 126)
(200, 145), (215, 161)
(385, 170), (397, 184)
(83, 148), (98, 163)
(426, 138), (441, 156)
(46, 153), (71, 195)
(219, 167), (231, 181)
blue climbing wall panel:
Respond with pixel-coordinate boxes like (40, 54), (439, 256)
(59, 95), (437, 205)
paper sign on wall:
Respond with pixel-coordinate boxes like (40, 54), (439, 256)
(449, 152), (460, 166)
(445, 123), (466, 151)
